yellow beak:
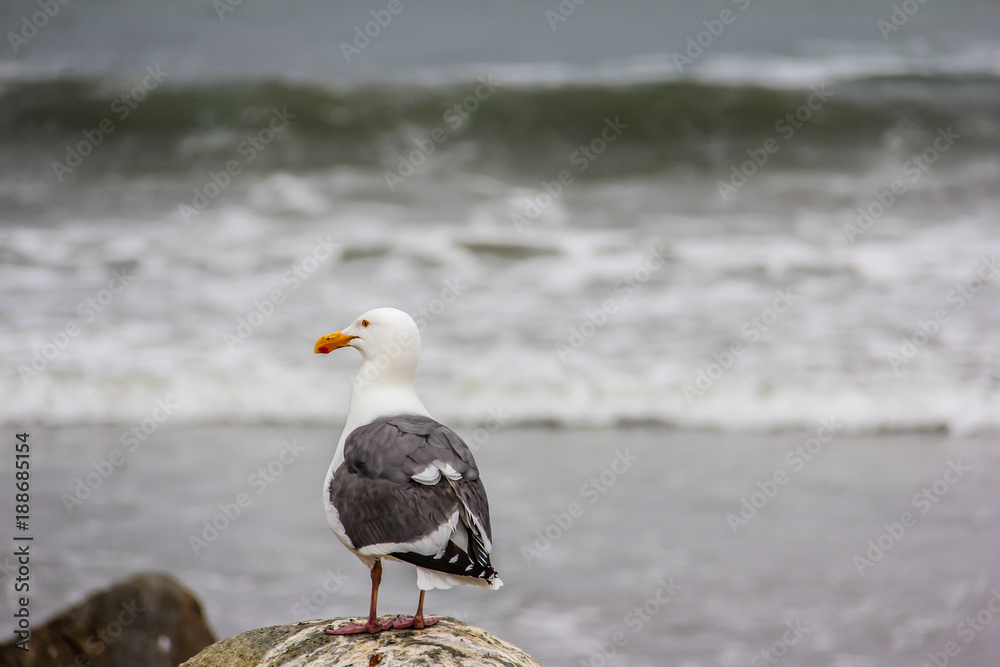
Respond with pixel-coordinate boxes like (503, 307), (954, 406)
(314, 330), (357, 354)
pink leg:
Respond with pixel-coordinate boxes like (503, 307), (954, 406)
(326, 561), (393, 635)
(392, 590), (439, 630)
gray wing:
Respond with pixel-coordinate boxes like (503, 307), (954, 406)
(329, 414), (498, 583)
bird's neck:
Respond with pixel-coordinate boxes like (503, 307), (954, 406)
(331, 358), (430, 469)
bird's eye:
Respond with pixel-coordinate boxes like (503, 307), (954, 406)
(361, 319), (370, 328)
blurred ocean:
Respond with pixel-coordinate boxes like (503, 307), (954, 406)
(2, 0), (1000, 434)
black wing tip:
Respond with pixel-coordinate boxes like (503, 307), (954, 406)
(390, 543), (499, 583)
(483, 565), (501, 585)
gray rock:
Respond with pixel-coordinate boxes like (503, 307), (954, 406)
(0, 572), (215, 667)
(180, 617), (542, 667)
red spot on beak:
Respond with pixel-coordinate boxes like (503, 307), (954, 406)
(317, 346), (330, 354)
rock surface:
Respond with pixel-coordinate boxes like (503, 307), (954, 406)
(180, 617), (542, 667)
(0, 572), (216, 667)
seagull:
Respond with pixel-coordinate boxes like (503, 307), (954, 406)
(314, 307), (501, 634)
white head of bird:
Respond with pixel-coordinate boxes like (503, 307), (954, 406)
(315, 307), (421, 379)
(314, 308), (430, 451)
